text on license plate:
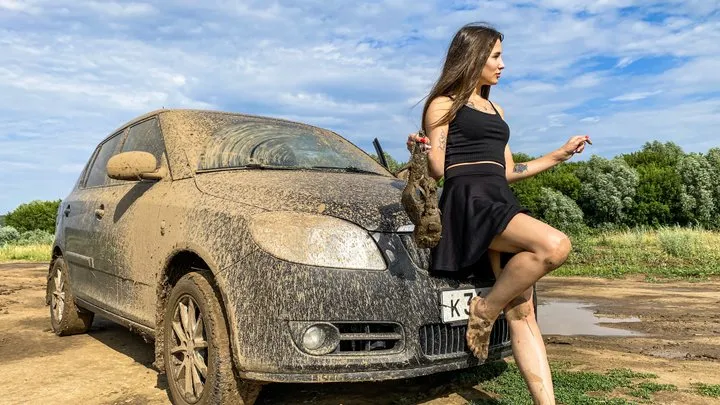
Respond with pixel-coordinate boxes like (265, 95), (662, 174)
(440, 287), (492, 323)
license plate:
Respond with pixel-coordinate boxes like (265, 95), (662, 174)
(440, 287), (492, 323)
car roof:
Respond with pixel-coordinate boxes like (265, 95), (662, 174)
(108, 108), (321, 140)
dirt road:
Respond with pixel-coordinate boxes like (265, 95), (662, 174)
(1, 263), (719, 404)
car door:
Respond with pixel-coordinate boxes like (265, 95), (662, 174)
(63, 131), (125, 308)
(91, 116), (170, 326)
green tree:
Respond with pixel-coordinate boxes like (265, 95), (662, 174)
(623, 141), (684, 168)
(622, 141), (686, 226)
(676, 153), (716, 228)
(510, 176), (543, 215)
(509, 155), (584, 216)
(576, 156), (639, 227)
(535, 162), (583, 201)
(4, 200), (61, 233)
(628, 164), (682, 227)
(705, 148), (720, 223)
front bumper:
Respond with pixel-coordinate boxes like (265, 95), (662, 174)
(222, 233), (511, 383)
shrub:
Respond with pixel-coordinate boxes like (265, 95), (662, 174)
(536, 187), (587, 235)
(16, 229), (55, 246)
(576, 156), (639, 227)
(677, 154), (716, 228)
(0, 226), (20, 246)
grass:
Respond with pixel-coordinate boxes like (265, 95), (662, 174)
(460, 362), (678, 405)
(555, 226), (720, 281)
(4, 227), (720, 282)
(693, 383), (720, 398)
(0, 243), (52, 262)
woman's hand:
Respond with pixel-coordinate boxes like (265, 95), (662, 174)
(406, 132), (431, 153)
(555, 135), (592, 161)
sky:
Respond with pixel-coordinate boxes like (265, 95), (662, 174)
(1, 0), (719, 213)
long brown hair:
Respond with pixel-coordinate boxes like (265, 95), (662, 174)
(422, 23), (504, 132)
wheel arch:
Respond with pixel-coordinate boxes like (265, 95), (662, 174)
(153, 245), (237, 373)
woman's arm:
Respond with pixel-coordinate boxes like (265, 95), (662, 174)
(495, 104), (591, 183)
(505, 145), (563, 183)
(406, 96), (453, 181)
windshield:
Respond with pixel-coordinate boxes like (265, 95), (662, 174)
(198, 119), (390, 176)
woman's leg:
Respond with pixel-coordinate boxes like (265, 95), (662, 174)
(466, 213), (570, 359)
(489, 251), (555, 405)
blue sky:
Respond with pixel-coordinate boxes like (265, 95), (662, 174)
(1, 0), (720, 213)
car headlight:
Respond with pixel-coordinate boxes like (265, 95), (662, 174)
(249, 211), (387, 270)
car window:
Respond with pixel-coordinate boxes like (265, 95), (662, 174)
(85, 133), (123, 188)
(121, 117), (166, 163)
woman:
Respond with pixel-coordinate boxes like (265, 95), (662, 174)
(407, 23), (590, 404)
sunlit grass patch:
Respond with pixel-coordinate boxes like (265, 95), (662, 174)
(0, 243), (52, 262)
(556, 227), (720, 280)
(461, 362), (674, 405)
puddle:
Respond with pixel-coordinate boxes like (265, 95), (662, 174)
(537, 300), (643, 336)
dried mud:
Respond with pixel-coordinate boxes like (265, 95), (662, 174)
(1, 263), (719, 404)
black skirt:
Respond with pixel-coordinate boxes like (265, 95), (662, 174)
(431, 163), (529, 276)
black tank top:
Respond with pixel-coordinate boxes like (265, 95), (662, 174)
(444, 101), (510, 172)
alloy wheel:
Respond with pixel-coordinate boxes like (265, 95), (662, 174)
(169, 295), (209, 403)
(51, 267), (65, 322)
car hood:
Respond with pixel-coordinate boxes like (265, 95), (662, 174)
(194, 170), (412, 232)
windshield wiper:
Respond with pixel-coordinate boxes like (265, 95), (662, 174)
(196, 163), (295, 173)
(307, 166), (384, 175)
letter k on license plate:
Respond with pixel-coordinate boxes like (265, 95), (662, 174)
(440, 287), (492, 323)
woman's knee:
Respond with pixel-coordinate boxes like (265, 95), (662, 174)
(540, 233), (571, 271)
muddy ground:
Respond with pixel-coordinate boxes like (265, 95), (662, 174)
(1, 263), (718, 405)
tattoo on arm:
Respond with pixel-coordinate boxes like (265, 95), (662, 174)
(513, 163), (528, 174)
(439, 131), (447, 151)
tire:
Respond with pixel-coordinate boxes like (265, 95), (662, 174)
(49, 257), (95, 336)
(164, 271), (262, 405)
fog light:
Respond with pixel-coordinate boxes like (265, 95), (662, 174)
(301, 323), (339, 355)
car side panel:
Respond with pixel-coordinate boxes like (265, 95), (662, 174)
(62, 187), (119, 307)
(90, 181), (166, 326)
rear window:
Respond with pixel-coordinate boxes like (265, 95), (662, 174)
(197, 119), (389, 176)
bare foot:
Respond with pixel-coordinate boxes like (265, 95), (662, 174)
(466, 296), (495, 360)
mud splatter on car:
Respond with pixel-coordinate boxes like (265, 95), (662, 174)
(47, 109), (512, 404)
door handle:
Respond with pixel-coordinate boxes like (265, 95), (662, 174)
(64, 205), (71, 217)
(95, 204), (105, 220)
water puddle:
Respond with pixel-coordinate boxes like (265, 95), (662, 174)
(537, 300), (643, 336)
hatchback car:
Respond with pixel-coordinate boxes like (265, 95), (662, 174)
(47, 109), (514, 405)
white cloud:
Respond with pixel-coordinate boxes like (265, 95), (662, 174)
(610, 90), (663, 102)
(1, 1), (720, 212)
(615, 57), (634, 68)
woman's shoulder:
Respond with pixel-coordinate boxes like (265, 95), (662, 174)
(428, 96), (454, 110)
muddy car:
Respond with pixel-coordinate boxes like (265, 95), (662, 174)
(47, 109), (513, 405)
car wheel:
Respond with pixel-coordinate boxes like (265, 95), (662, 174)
(164, 271), (262, 405)
(49, 257), (94, 336)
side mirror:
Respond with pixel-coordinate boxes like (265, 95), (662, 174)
(107, 151), (166, 181)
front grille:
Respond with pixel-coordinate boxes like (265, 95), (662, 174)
(332, 323), (404, 355)
(399, 233), (431, 270)
(419, 317), (509, 357)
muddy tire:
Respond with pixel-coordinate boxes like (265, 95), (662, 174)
(49, 257), (95, 336)
(164, 271), (262, 405)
